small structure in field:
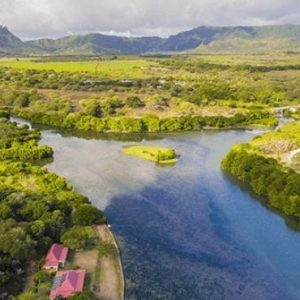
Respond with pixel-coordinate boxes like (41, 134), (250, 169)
(50, 270), (86, 299)
(123, 145), (178, 165)
(44, 244), (69, 271)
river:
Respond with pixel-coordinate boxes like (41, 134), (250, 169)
(12, 118), (300, 299)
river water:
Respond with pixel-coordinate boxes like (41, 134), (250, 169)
(13, 118), (300, 299)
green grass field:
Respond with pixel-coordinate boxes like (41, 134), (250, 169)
(123, 145), (178, 164)
(0, 58), (156, 79)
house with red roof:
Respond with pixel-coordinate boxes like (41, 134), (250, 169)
(50, 270), (86, 299)
(44, 243), (69, 271)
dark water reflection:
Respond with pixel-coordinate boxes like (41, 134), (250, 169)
(36, 127), (300, 300)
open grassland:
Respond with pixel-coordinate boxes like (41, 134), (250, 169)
(187, 53), (300, 67)
(0, 58), (156, 79)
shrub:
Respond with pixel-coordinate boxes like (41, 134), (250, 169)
(73, 204), (106, 226)
(69, 291), (96, 300)
(61, 226), (98, 250)
(125, 96), (145, 108)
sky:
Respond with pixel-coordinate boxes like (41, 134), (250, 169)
(0, 0), (300, 40)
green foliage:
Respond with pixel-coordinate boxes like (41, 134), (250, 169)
(72, 204), (106, 226)
(156, 149), (176, 162)
(69, 291), (97, 300)
(61, 226), (98, 250)
(101, 96), (124, 115)
(98, 241), (118, 258)
(80, 99), (102, 117)
(0, 121), (53, 161)
(0, 221), (35, 259)
(15, 109), (277, 134)
(0, 122), (106, 296)
(123, 145), (178, 164)
(125, 96), (145, 108)
(0, 110), (9, 118)
(222, 123), (300, 222)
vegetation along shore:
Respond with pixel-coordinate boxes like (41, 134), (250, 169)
(222, 121), (300, 224)
(1, 51), (300, 298)
(0, 117), (124, 299)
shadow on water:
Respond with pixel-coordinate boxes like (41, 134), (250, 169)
(222, 170), (300, 232)
(105, 179), (296, 300)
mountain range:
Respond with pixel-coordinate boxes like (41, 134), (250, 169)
(1, 25), (300, 55)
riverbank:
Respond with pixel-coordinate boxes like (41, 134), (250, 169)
(222, 120), (300, 224)
(0, 118), (124, 299)
(95, 225), (124, 300)
(14, 109), (277, 134)
(28, 115), (300, 299)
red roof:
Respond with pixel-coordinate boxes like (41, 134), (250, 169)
(50, 270), (86, 299)
(44, 243), (68, 268)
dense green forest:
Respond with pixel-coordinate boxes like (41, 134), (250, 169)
(0, 119), (105, 298)
(222, 121), (300, 222)
(15, 109), (277, 133)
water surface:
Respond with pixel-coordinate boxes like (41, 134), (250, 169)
(35, 126), (300, 300)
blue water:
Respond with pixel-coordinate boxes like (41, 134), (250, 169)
(38, 127), (300, 300)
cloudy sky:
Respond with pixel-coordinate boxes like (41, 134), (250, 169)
(1, 0), (300, 40)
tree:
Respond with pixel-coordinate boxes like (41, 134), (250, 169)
(61, 227), (97, 250)
(15, 93), (30, 107)
(125, 96), (145, 108)
(0, 226), (35, 259)
(73, 204), (106, 226)
(29, 220), (46, 238)
(101, 97), (124, 115)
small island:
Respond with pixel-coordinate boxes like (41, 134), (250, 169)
(123, 145), (178, 165)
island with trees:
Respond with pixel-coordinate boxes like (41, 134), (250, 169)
(123, 145), (178, 165)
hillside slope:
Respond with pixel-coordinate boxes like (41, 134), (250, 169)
(196, 25), (300, 52)
(0, 26), (26, 54)
(1, 25), (300, 55)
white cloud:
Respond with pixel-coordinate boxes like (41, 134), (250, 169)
(1, 0), (300, 39)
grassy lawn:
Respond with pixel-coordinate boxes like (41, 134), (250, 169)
(95, 225), (124, 300)
(68, 225), (124, 300)
(123, 145), (178, 164)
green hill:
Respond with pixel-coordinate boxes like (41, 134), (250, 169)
(1, 25), (300, 55)
(26, 34), (164, 55)
(0, 26), (25, 54)
(195, 25), (300, 52)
